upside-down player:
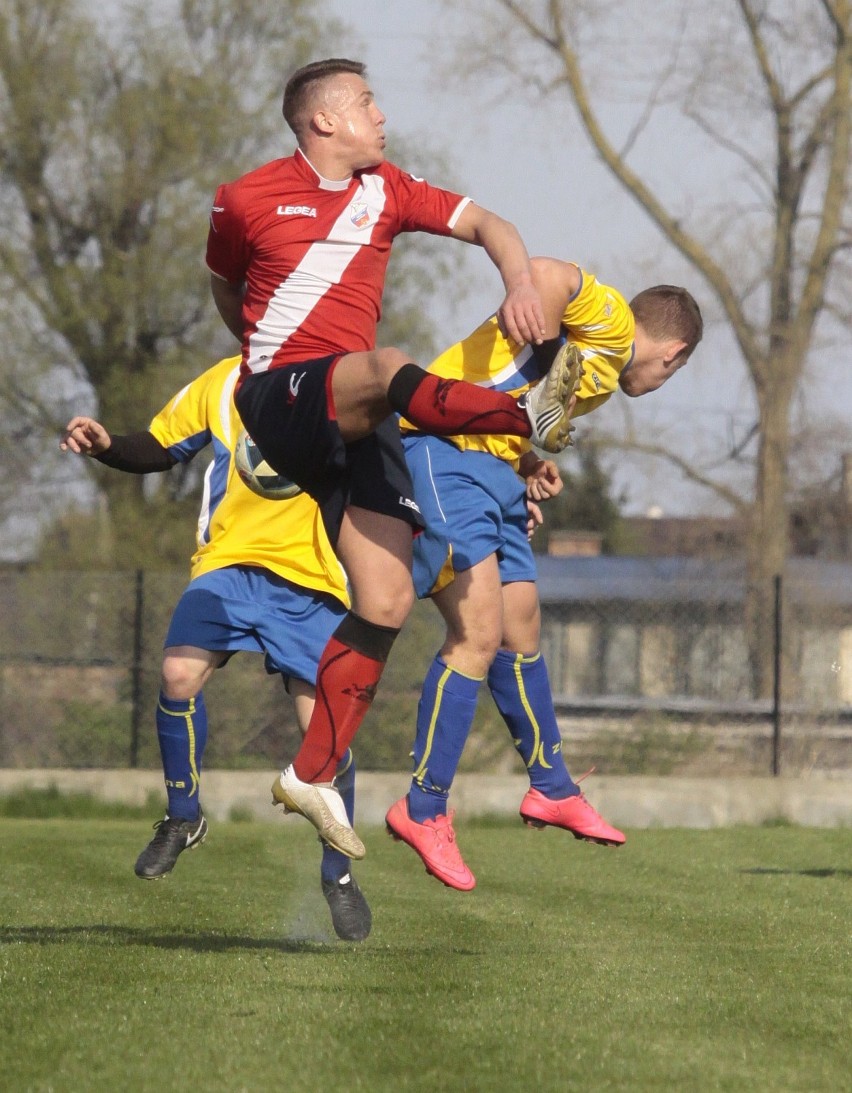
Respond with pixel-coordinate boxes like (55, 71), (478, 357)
(385, 257), (703, 889)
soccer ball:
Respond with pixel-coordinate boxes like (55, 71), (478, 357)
(233, 429), (302, 501)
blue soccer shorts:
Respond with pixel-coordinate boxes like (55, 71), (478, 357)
(164, 565), (347, 685)
(403, 435), (537, 599)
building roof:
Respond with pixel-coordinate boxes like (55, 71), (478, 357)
(534, 555), (852, 607)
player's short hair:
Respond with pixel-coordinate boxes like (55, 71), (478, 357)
(629, 285), (703, 364)
(282, 58), (367, 138)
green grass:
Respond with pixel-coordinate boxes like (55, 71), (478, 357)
(0, 819), (849, 1092)
(0, 785), (155, 820)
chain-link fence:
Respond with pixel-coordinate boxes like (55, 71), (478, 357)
(538, 556), (852, 777)
(1, 562), (850, 777)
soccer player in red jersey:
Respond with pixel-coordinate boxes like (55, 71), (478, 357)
(205, 58), (579, 856)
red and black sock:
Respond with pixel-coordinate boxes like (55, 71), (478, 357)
(293, 613), (400, 783)
(388, 363), (531, 437)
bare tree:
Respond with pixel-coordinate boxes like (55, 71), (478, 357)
(443, 0), (852, 693)
(0, 0), (343, 540)
(0, 0), (470, 562)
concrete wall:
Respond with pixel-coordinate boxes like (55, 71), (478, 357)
(1, 769), (850, 829)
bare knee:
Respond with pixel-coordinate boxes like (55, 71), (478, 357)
(161, 655), (211, 702)
(350, 347), (412, 394)
(371, 346), (411, 377)
(352, 576), (414, 630)
(441, 621), (501, 679)
(362, 347), (414, 403)
(333, 347), (415, 439)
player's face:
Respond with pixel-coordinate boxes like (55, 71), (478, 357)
(324, 74), (387, 170)
(619, 349), (686, 397)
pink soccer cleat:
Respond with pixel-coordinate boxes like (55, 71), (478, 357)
(519, 787), (625, 846)
(385, 796), (476, 891)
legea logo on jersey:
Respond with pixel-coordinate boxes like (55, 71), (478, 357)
(276, 205), (317, 217)
(350, 202), (373, 229)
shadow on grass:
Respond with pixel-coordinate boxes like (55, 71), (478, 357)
(740, 867), (852, 878)
(0, 923), (343, 953)
(0, 923), (486, 956)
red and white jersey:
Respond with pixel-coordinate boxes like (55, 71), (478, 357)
(206, 149), (470, 375)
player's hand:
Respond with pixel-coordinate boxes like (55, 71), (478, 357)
(523, 456), (564, 501)
(60, 416), (111, 456)
(497, 281), (546, 346)
(526, 500), (544, 540)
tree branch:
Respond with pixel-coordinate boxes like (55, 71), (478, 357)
(589, 432), (750, 514)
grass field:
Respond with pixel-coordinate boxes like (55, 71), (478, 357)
(0, 813), (849, 1092)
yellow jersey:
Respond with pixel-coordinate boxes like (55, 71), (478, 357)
(401, 266), (635, 467)
(148, 357), (349, 605)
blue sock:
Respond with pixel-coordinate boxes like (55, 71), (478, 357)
(408, 655), (482, 822)
(487, 649), (578, 799)
(321, 749), (356, 883)
(156, 691), (208, 820)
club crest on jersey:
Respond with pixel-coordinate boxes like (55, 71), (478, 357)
(350, 201), (373, 229)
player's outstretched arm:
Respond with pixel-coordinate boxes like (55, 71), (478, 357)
(450, 204), (545, 347)
(60, 417), (176, 474)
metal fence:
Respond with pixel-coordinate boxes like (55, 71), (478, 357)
(1, 564), (850, 778)
(537, 556), (852, 778)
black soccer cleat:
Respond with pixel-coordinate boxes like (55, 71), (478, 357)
(321, 873), (372, 942)
(134, 809), (208, 879)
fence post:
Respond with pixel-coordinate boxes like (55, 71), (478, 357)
(771, 573), (782, 776)
(129, 568), (144, 769)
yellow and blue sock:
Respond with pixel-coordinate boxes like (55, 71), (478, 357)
(320, 749), (357, 883)
(487, 649), (578, 798)
(408, 655), (482, 822)
(156, 691), (207, 820)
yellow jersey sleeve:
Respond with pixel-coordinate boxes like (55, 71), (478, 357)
(148, 357), (348, 606)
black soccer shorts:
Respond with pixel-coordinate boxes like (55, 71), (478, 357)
(235, 356), (424, 545)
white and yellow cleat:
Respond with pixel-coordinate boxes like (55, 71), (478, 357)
(272, 764), (366, 860)
(520, 341), (584, 453)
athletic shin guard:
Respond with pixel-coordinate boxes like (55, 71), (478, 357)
(487, 649), (578, 798)
(156, 691), (208, 819)
(294, 614), (399, 783)
(408, 655), (482, 822)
